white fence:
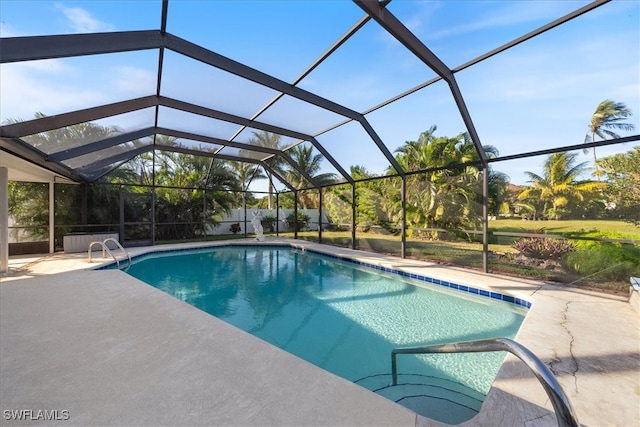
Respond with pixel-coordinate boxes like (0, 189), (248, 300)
(205, 209), (330, 235)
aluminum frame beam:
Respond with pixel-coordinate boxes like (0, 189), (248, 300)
(159, 97), (354, 183)
(0, 96), (158, 138)
(48, 128), (156, 162)
(0, 94), (354, 185)
(353, 0), (453, 82)
(164, 33), (403, 176)
(0, 139), (83, 182)
(0, 30), (163, 63)
(50, 123), (317, 187)
(151, 145), (296, 192)
(354, 0), (487, 165)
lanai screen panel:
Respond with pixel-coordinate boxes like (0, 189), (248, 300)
(453, 0), (639, 186)
(0, 50), (159, 124)
(154, 134), (223, 153)
(284, 140), (347, 187)
(164, 1), (362, 83)
(385, 0), (593, 67)
(160, 50), (284, 119)
(297, 19), (439, 113)
(156, 106), (244, 142)
(77, 160), (129, 182)
(315, 120), (396, 177)
(365, 79), (469, 170)
(255, 95), (348, 137)
(62, 138), (154, 170)
(21, 108), (156, 155)
(0, 0), (161, 37)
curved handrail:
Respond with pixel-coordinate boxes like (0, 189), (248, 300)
(391, 337), (579, 427)
(88, 241), (119, 268)
(102, 237), (131, 267)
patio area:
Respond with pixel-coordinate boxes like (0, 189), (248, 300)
(1, 239), (638, 426)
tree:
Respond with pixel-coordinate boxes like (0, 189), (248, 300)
(487, 170), (511, 216)
(585, 100), (635, 178)
(391, 126), (502, 234)
(6, 114), (124, 244)
(597, 147), (640, 226)
(151, 143), (240, 240)
(284, 145), (336, 209)
(518, 152), (603, 219)
(245, 131), (284, 209)
(228, 161), (266, 207)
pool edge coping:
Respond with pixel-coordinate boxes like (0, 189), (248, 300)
(96, 240), (533, 310)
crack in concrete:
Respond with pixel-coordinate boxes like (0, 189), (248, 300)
(524, 411), (554, 427)
(553, 300), (579, 395)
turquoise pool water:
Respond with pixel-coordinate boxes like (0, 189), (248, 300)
(124, 245), (526, 424)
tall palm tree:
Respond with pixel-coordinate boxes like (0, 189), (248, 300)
(518, 152), (603, 219)
(285, 144), (336, 209)
(585, 100), (635, 178)
(4, 112), (122, 153)
(228, 161), (266, 207)
(244, 131), (283, 208)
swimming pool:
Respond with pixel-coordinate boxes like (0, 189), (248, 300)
(123, 245), (527, 424)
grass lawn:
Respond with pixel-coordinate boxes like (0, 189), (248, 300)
(292, 227), (637, 294)
(161, 219), (638, 294)
(487, 218), (640, 240)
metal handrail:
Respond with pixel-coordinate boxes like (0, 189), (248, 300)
(87, 238), (131, 269)
(391, 337), (579, 427)
(102, 237), (131, 267)
(88, 241), (119, 268)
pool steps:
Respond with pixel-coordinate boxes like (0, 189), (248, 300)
(356, 373), (483, 424)
(391, 338), (580, 427)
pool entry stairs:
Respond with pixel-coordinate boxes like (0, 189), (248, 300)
(356, 373), (483, 424)
(378, 337), (579, 427)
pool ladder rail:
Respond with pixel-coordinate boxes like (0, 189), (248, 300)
(391, 337), (579, 427)
(87, 238), (131, 269)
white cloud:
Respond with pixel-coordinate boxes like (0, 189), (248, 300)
(0, 22), (22, 38)
(112, 66), (157, 95)
(56, 4), (115, 33)
(425, 1), (590, 41)
(0, 62), (106, 123)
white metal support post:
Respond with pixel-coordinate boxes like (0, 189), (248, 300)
(49, 181), (54, 253)
(1, 167), (8, 273)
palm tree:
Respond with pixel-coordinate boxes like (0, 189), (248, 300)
(585, 100), (635, 178)
(518, 152), (603, 219)
(244, 131), (284, 208)
(228, 161), (266, 207)
(392, 126), (497, 231)
(285, 144), (336, 209)
(4, 112), (122, 153)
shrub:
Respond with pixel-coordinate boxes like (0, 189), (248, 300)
(261, 215), (276, 232)
(513, 237), (576, 260)
(229, 223), (241, 234)
(286, 212), (310, 231)
(562, 241), (640, 281)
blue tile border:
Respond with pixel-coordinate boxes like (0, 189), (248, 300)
(98, 243), (532, 310)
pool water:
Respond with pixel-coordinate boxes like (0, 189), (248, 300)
(124, 246), (526, 424)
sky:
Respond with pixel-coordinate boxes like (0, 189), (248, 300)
(1, 0), (638, 193)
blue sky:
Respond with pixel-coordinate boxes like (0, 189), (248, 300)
(1, 0), (638, 191)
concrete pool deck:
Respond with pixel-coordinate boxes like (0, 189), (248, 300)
(1, 238), (638, 426)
